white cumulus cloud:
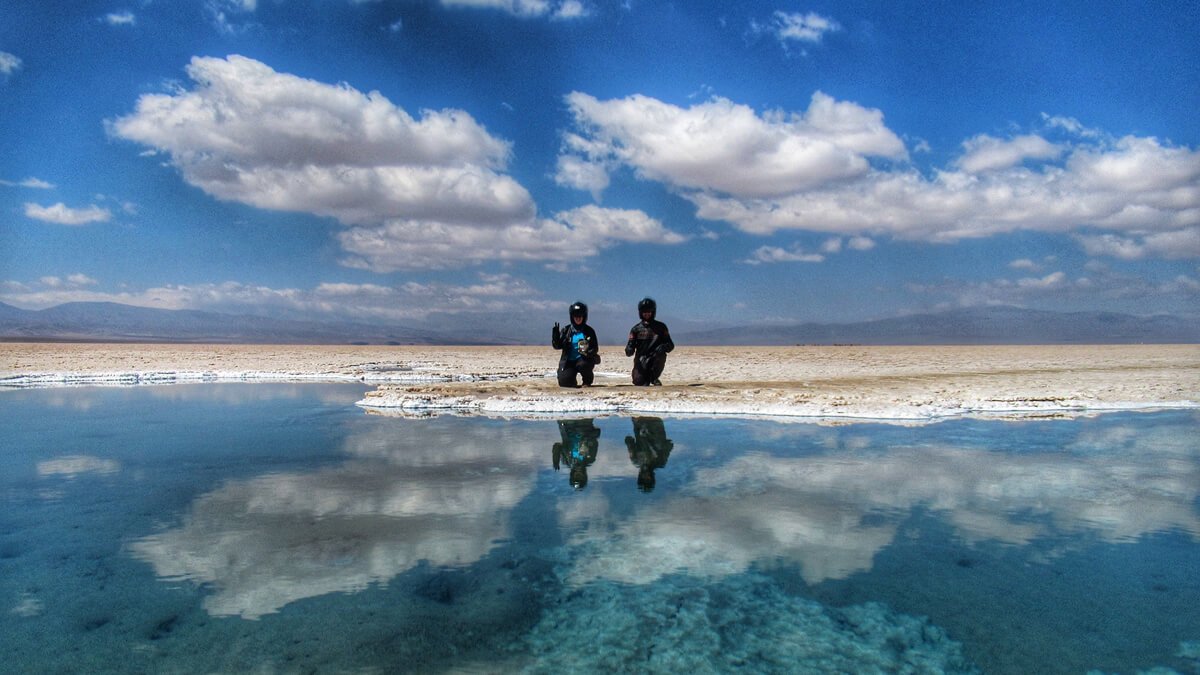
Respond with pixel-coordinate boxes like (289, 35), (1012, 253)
(206, 0), (257, 33)
(560, 90), (1200, 258)
(104, 11), (136, 26)
(743, 245), (824, 265)
(0, 51), (22, 75)
(906, 263), (1200, 310)
(38, 274), (97, 289)
(111, 56), (675, 268)
(770, 11), (840, 43)
(0, 50), (20, 74)
(67, 273), (99, 286)
(109, 55), (523, 225)
(338, 205), (685, 272)
(0, 273), (560, 324)
(956, 134), (1062, 173)
(440, 0), (589, 19)
(558, 91), (907, 199)
(554, 153), (610, 199)
(0, 177), (54, 188)
(1076, 227), (1200, 260)
(847, 235), (875, 250)
(552, 0), (589, 20)
(1016, 271), (1067, 290)
(709, 141), (1200, 241)
(820, 237), (843, 253)
(24, 202), (112, 225)
(1041, 113), (1103, 139)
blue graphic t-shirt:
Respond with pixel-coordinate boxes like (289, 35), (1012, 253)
(568, 331), (587, 361)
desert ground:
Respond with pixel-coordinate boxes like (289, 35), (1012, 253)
(2, 342), (1197, 420)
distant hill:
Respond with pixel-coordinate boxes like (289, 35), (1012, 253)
(679, 306), (1200, 345)
(1, 301), (1195, 345)
(0, 301), (500, 345)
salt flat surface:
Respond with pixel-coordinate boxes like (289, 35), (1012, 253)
(2, 343), (1197, 421)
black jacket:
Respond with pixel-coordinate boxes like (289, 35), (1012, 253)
(552, 322), (600, 363)
(624, 319), (674, 359)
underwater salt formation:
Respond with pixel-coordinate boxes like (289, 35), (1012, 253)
(519, 572), (978, 673)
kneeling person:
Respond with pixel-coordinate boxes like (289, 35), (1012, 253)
(625, 297), (674, 386)
(552, 301), (600, 388)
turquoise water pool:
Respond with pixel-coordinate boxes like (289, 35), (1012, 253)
(2, 384), (1198, 673)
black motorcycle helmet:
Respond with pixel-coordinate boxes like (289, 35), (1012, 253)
(637, 297), (656, 320)
(569, 301), (588, 323)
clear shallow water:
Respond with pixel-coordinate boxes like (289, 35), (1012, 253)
(2, 384), (1198, 674)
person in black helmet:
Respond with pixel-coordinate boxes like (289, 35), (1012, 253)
(624, 297), (674, 386)
(551, 418), (601, 490)
(625, 416), (673, 492)
(552, 301), (600, 388)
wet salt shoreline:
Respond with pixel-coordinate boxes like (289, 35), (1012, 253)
(2, 343), (1197, 422)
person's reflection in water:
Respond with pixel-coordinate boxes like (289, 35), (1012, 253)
(552, 418), (601, 490)
(625, 416), (674, 492)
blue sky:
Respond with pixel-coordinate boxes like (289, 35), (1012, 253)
(2, 0), (1198, 340)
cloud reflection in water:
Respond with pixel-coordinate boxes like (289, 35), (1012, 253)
(131, 412), (1199, 618)
(131, 421), (544, 618)
(561, 415), (1200, 587)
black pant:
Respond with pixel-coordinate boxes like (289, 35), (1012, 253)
(558, 358), (595, 387)
(631, 352), (666, 385)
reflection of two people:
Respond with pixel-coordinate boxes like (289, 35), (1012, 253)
(625, 416), (673, 492)
(552, 417), (674, 491)
(552, 419), (601, 489)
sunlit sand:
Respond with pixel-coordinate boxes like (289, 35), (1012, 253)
(3, 343), (1196, 421)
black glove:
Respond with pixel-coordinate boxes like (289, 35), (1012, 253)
(552, 322), (560, 341)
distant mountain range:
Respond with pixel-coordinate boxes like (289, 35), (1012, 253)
(682, 306), (1200, 345)
(0, 301), (490, 345)
(0, 301), (1195, 345)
